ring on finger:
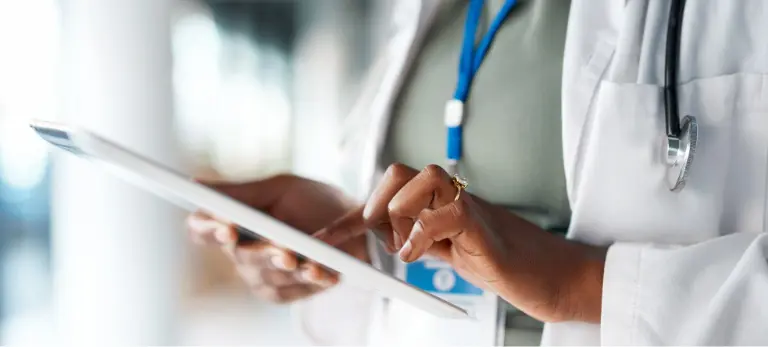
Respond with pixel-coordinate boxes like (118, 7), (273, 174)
(451, 174), (469, 201)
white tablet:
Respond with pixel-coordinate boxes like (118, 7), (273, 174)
(30, 120), (468, 319)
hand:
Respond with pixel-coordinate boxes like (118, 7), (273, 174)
(319, 164), (606, 323)
(187, 174), (369, 303)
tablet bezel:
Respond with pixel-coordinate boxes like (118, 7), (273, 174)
(30, 120), (468, 319)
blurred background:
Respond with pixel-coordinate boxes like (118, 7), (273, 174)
(0, 0), (392, 344)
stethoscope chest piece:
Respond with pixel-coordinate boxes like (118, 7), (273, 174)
(665, 115), (698, 192)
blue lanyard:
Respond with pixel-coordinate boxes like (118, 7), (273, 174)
(445, 0), (517, 172)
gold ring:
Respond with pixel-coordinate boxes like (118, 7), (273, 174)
(451, 175), (468, 201)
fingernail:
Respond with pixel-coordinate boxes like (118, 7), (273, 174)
(300, 269), (313, 282)
(271, 255), (287, 270)
(399, 240), (413, 262)
(215, 227), (235, 244)
(393, 233), (403, 250)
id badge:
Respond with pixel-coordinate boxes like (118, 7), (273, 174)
(392, 256), (504, 346)
(404, 258), (483, 296)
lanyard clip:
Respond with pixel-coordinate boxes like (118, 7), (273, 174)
(445, 100), (464, 174)
(444, 99), (465, 128)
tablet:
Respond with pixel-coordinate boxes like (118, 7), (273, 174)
(30, 120), (468, 319)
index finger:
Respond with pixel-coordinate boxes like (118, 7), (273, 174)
(187, 211), (237, 245)
(312, 205), (367, 247)
(197, 175), (294, 211)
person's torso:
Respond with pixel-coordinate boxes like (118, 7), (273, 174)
(371, 1), (571, 345)
(383, 0), (572, 231)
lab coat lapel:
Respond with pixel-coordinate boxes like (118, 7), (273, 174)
(357, 1), (441, 198)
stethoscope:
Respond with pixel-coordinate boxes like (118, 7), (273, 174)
(446, 0), (697, 192)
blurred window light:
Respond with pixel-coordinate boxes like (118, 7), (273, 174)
(171, 4), (293, 180)
(0, 0), (61, 190)
(0, 0), (60, 344)
(172, 6), (221, 159)
(0, 118), (49, 190)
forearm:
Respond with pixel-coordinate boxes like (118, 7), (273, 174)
(471, 193), (606, 323)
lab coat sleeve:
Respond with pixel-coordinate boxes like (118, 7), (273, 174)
(292, 281), (376, 345)
(601, 232), (768, 345)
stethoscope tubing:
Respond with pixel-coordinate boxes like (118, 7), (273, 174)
(664, 0), (686, 138)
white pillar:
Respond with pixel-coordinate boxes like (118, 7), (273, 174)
(53, 0), (184, 344)
(292, 1), (349, 186)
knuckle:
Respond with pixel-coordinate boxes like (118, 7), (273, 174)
(413, 219), (429, 235)
(385, 163), (410, 180)
(386, 199), (401, 216)
(423, 164), (446, 181)
(361, 203), (377, 228)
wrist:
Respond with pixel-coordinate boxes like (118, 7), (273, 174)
(563, 244), (606, 323)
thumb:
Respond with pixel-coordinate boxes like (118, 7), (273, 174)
(197, 174), (295, 210)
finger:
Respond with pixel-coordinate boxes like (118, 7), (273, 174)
(340, 236), (371, 262)
(229, 250), (301, 289)
(184, 212), (218, 245)
(299, 262), (339, 287)
(187, 212), (237, 245)
(388, 164), (456, 246)
(399, 199), (474, 263)
(198, 174), (294, 211)
(224, 243), (299, 271)
(362, 163), (419, 248)
(269, 247), (300, 271)
(312, 205), (367, 247)
(258, 268), (306, 287)
(392, 233), (403, 251)
(222, 241), (269, 265)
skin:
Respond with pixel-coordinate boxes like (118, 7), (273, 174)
(188, 164), (606, 323)
(187, 175), (368, 303)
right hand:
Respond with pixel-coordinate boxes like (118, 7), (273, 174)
(187, 174), (369, 303)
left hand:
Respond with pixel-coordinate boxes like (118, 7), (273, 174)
(318, 163), (606, 323)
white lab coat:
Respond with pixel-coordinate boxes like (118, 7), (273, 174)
(297, 0), (768, 345)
